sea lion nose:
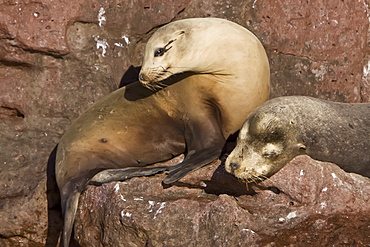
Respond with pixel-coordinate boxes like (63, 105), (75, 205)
(138, 73), (148, 83)
(229, 162), (240, 171)
(138, 73), (144, 81)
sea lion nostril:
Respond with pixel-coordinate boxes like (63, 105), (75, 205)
(229, 162), (239, 171)
(138, 73), (145, 81)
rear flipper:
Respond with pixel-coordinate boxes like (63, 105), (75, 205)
(89, 166), (170, 185)
(61, 165), (170, 246)
(61, 191), (80, 247)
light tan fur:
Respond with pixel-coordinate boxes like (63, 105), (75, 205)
(56, 18), (270, 246)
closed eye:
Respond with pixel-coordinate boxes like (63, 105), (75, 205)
(263, 152), (278, 158)
(262, 143), (282, 159)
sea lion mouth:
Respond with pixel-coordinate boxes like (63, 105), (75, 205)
(227, 164), (269, 184)
(226, 160), (267, 183)
(138, 73), (150, 83)
(236, 173), (268, 184)
(139, 66), (173, 85)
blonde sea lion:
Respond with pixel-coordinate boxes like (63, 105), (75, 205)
(55, 18), (270, 246)
(225, 96), (370, 182)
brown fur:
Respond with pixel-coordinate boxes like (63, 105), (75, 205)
(56, 18), (270, 246)
(226, 96), (370, 183)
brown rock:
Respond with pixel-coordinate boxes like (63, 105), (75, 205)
(253, 0), (370, 102)
(0, 0), (190, 246)
(75, 155), (370, 246)
(1, 0), (370, 245)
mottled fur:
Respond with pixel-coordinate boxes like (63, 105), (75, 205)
(226, 96), (370, 183)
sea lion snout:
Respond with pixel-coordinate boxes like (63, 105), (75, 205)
(138, 73), (149, 83)
(227, 162), (240, 172)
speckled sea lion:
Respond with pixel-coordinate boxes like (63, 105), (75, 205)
(225, 96), (370, 183)
(56, 18), (270, 246)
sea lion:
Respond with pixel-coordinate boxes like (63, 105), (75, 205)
(56, 17), (270, 246)
(225, 96), (370, 183)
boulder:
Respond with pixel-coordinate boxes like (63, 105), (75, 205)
(75, 155), (370, 246)
(0, 0), (369, 245)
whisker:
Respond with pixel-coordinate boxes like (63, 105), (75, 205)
(144, 83), (157, 91)
(251, 175), (259, 181)
(168, 66), (191, 69)
(251, 175), (259, 185)
(260, 174), (269, 180)
(157, 82), (167, 88)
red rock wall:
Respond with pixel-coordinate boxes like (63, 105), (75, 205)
(0, 0), (369, 246)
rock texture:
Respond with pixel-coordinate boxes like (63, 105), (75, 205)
(0, 0), (370, 246)
(75, 155), (370, 246)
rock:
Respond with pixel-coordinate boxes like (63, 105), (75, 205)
(254, 0), (370, 102)
(26, 156), (370, 247)
(75, 155), (370, 246)
(1, 0), (370, 245)
(0, 0), (190, 246)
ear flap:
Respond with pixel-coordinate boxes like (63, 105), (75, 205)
(297, 143), (307, 153)
(175, 30), (185, 37)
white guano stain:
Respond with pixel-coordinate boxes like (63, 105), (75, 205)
(114, 42), (124, 48)
(113, 183), (120, 192)
(94, 35), (109, 57)
(363, 60), (370, 78)
(98, 7), (106, 27)
(148, 200), (155, 213)
(286, 211), (297, 220)
(242, 228), (256, 234)
(122, 35), (130, 45)
(252, 0), (258, 9)
(153, 202), (166, 219)
(120, 211), (132, 218)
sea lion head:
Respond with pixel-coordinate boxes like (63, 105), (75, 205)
(225, 101), (307, 183)
(139, 18), (258, 85)
(139, 21), (191, 85)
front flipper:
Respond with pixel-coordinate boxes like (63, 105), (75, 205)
(90, 166), (170, 185)
(163, 105), (226, 184)
(162, 146), (223, 184)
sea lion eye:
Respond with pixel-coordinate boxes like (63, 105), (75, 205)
(154, 39), (176, 57)
(263, 152), (278, 158)
(154, 48), (166, 57)
(262, 143), (282, 159)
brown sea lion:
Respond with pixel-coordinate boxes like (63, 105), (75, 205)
(225, 96), (370, 183)
(55, 18), (270, 246)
